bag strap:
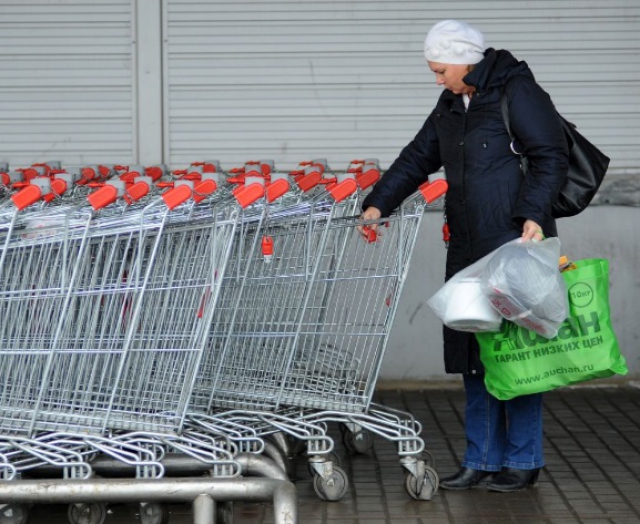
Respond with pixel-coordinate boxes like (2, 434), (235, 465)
(499, 86), (513, 142)
(499, 85), (527, 161)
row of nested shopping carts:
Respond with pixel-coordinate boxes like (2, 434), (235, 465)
(0, 158), (447, 524)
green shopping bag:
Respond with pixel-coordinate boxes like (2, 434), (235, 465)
(476, 258), (628, 400)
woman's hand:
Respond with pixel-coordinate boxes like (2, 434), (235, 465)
(357, 206), (382, 239)
(522, 219), (545, 242)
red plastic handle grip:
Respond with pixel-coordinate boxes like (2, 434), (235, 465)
(192, 179), (217, 203)
(145, 166), (164, 181)
(261, 235), (274, 256)
(192, 161), (219, 173)
(260, 163), (272, 176)
(356, 167), (380, 190)
(119, 172), (137, 183)
(87, 185), (119, 210)
(81, 167), (97, 181)
(419, 179), (448, 204)
(362, 225), (377, 243)
(42, 178), (68, 202)
(11, 185), (42, 210)
(328, 178), (358, 202)
(234, 183), (265, 208)
(98, 165), (113, 177)
(296, 172), (322, 192)
(442, 222), (451, 243)
(162, 184), (193, 210)
(123, 181), (150, 204)
(266, 178), (290, 202)
(21, 168), (39, 181)
(244, 168), (263, 178)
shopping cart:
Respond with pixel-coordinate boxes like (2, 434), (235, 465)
(1, 157), (443, 518)
(0, 171), (256, 523)
(187, 166), (447, 500)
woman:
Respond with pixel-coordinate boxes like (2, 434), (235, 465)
(359, 20), (569, 492)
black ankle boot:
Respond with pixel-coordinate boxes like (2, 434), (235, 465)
(486, 467), (540, 492)
(439, 467), (494, 490)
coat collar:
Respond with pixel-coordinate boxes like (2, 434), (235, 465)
(463, 48), (533, 93)
(437, 49), (532, 109)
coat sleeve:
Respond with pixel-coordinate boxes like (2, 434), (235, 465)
(507, 76), (570, 226)
(361, 110), (442, 217)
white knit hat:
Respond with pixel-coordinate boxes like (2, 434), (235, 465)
(424, 20), (485, 65)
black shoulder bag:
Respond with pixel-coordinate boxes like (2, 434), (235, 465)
(500, 88), (610, 218)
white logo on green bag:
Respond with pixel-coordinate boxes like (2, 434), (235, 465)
(490, 312), (601, 353)
(569, 282), (594, 308)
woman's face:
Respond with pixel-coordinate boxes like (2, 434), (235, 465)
(427, 62), (475, 95)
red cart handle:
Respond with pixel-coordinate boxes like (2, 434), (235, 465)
(266, 178), (290, 203)
(234, 182), (265, 208)
(419, 179), (448, 204)
(328, 178), (357, 202)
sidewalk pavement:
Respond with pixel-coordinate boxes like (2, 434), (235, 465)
(29, 385), (640, 524)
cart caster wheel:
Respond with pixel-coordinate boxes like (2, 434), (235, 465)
(67, 502), (107, 524)
(307, 452), (341, 476)
(0, 504), (30, 524)
(342, 428), (374, 454)
(312, 465), (349, 501)
(216, 501), (233, 524)
(405, 466), (439, 501)
(140, 502), (169, 524)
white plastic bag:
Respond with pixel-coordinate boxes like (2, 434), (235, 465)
(427, 237), (569, 337)
(426, 253), (503, 333)
(480, 237), (568, 338)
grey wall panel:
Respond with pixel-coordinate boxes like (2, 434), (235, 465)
(164, 0), (640, 172)
(0, 0), (135, 167)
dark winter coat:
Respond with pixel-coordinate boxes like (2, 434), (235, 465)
(362, 48), (569, 375)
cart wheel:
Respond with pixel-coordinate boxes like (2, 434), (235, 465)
(312, 465), (349, 501)
(0, 503), (30, 524)
(215, 501), (233, 524)
(307, 452), (341, 477)
(405, 466), (439, 501)
(342, 428), (374, 454)
(140, 502), (169, 524)
(67, 503), (107, 524)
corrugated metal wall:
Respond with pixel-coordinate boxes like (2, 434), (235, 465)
(164, 0), (640, 171)
(0, 0), (135, 166)
(1, 1), (638, 172)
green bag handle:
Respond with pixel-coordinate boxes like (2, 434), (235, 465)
(563, 258), (609, 309)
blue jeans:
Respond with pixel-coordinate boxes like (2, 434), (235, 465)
(461, 375), (544, 472)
